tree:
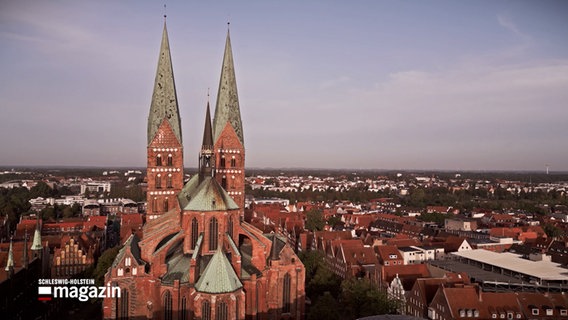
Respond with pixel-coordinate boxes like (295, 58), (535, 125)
(326, 215), (342, 229)
(91, 246), (120, 287)
(308, 292), (341, 320)
(340, 277), (397, 319)
(305, 208), (325, 231)
(307, 265), (342, 303)
(298, 251), (324, 283)
(544, 223), (564, 239)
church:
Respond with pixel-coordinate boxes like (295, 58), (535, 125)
(103, 20), (305, 320)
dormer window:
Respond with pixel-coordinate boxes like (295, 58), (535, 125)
(532, 309), (539, 315)
(546, 309), (553, 316)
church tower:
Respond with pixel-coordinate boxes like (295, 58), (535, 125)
(213, 27), (246, 212)
(146, 20), (184, 220)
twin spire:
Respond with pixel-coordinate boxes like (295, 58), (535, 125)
(149, 19), (243, 165)
(147, 21), (183, 146)
(213, 29), (244, 147)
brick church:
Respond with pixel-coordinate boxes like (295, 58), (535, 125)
(103, 20), (305, 320)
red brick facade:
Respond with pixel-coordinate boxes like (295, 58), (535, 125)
(147, 119), (184, 220)
(214, 123), (245, 213)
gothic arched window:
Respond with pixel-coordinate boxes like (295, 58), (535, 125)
(163, 290), (172, 320)
(119, 288), (129, 319)
(181, 296), (187, 320)
(221, 176), (227, 189)
(220, 155), (226, 168)
(156, 154), (162, 166)
(166, 174), (172, 188)
(216, 301), (228, 320)
(209, 217), (218, 250)
(283, 273), (291, 313)
(152, 197), (157, 213)
(228, 216), (233, 239)
(191, 218), (199, 249)
(167, 154), (173, 166)
(230, 157), (236, 167)
(156, 174), (162, 189)
(163, 197), (169, 212)
(202, 300), (211, 320)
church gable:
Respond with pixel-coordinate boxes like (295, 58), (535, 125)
(149, 118), (183, 148)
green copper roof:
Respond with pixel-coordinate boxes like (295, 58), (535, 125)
(147, 21), (182, 145)
(195, 249), (243, 293)
(213, 29), (244, 146)
(177, 176), (239, 211)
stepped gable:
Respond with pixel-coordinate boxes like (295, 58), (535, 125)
(195, 249), (243, 294)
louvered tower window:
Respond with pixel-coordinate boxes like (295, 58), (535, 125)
(156, 174), (162, 189)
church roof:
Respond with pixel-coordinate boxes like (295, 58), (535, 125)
(178, 176), (239, 211)
(162, 241), (192, 284)
(213, 29), (244, 146)
(147, 21), (182, 145)
(195, 249), (243, 293)
(112, 234), (144, 268)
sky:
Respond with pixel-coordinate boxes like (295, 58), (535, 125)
(1, 1), (567, 171)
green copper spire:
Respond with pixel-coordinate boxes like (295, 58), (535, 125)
(31, 216), (43, 251)
(147, 21), (182, 145)
(213, 28), (244, 146)
(5, 237), (14, 272)
(199, 102), (214, 182)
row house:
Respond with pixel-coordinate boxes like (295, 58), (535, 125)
(398, 246), (445, 265)
(428, 284), (568, 320)
(406, 273), (470, 318)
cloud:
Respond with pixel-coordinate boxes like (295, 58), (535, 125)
(497, 13), (532, 44)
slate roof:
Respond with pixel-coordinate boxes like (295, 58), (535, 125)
(195, 249), (243, 293)
(177, 176), (238, 211)
(162, 241), (192, 284)
(112, 234), (144, 268)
